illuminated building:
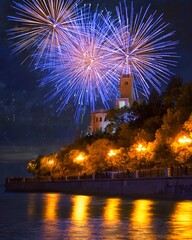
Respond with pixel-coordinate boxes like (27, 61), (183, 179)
(90, 75), (134, 134)
(115, 75), (133, 109)
(90, 109), (109, 134)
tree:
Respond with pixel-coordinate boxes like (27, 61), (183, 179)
(162, 76), (183, 108)
(107, 147), (131, 171)
(27, 154), (44, 176)
(183, 114), (192, 134)
(86, 139), (114, 173)
(116, 123), (135, 148)
(128, 141), (154, 170)
(175, 82), (192, 123)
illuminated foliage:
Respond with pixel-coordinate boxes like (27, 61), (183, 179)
(27, 82), (192, 176)
(86, 138), (114, 173)
(128, 141), (154, 170)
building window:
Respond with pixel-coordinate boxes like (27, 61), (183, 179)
(100, 117), (102, 122)
(119, 101), (125, 108)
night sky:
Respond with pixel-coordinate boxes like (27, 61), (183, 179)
(0, 0), (191, 183)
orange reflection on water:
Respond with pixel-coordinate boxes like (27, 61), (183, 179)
(71, 195), (91, 221)
(69, 195), (91, 239)
(28, 194), (37, 219)
(44, 193), (60, 221)
(104, 198), (121, 223)
(169, 201), (192, 239)
(102, 198), (122, 236)
(130, 200), (155, 240)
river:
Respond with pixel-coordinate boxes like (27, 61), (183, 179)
(0, 187), (192, 239)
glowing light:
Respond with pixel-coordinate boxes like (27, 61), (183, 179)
(108, 149), (117, 157)
(44, 193), (60, 220)
(8, 1), (178, 119)
(48, 159), (54, 165)
(40, 4), (118, 120)
(178, 136), (192, 144)
(69, 195), (91, 238)
(8, 0), (82, 65)
(74, 153), (85, 163)
(103, 0), (178, 99)
(71, 195), (91, 221)
(104, 198), (121, 222)
(136, 144), (146, 152)
(130, 200), (155, 239)
(169, 201), (192, 239)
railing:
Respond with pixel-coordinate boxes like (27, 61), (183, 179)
(5, 167), (192, 184)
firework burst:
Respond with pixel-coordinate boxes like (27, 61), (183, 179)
(103, 0), (178, 99)
(8, 0), (82, 65)
(8, 0), (178, 120)
(40, 4), (119, 120)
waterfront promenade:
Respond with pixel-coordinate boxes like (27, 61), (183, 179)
(5, 167), (192, 199)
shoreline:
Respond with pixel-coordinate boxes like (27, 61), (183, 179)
(5, 176), (192, 200)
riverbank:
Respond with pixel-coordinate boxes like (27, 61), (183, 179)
(5, 176), (192, 199)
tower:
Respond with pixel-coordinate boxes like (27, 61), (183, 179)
(115, 74), (133, 109)
(90, 109), (109, 135)
(90, 75), (134, 135)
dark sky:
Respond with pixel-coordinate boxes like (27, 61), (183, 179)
(0, 0), (191, 181)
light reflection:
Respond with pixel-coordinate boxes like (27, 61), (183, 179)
(44, 193), (60, 221)
(169, 201), (192, 239)
(130, 200), (155, 239)
(104, 198), (121, 223)
(102, 198), (121, 237)
(28, 194), (38, 219)
(68, 195), (91, 239)
(41, 194), (61, 239)
(71, 195), (91, 221)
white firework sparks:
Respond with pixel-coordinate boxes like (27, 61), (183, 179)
(103, 0), (178, 98)
(8, 0), (82, 65)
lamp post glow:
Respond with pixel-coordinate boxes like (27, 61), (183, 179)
(136, 144), (146, 152)
(75, 154), (85, 163)
(48, 159), (54, 177)
(178, 136), (192, 144)
(177, 136), (192, 167)
(48, 159), (54, 165)
(108, 149), (117, 157)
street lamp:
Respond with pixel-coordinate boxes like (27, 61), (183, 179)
(48, 159), (54, 178)
(136, 144), (146, 152)
(108, 149), (117, 157)
(177, 135), (192, 173)
(74, 153), (85, 163)
(178, 136), (192, 144)
(48, 159), (54, 165)
(135, 144), (147, 170)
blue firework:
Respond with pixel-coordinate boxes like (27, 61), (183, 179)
(8, 0), (178, 120)
(39, 4), (119, 120)
(103, 0), (178, 99)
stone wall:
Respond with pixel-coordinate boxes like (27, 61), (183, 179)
(5, 177), (192, 199)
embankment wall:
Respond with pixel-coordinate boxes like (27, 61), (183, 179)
(5, 177), (192, 199)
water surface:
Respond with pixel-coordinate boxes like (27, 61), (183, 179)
(0, 188), (192, 239)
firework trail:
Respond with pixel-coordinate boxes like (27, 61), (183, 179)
(40, 4), (118, 120)
(103, 0), (178, 99)
(8, 0), (178, 120)
(8, 0), (82, 66)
